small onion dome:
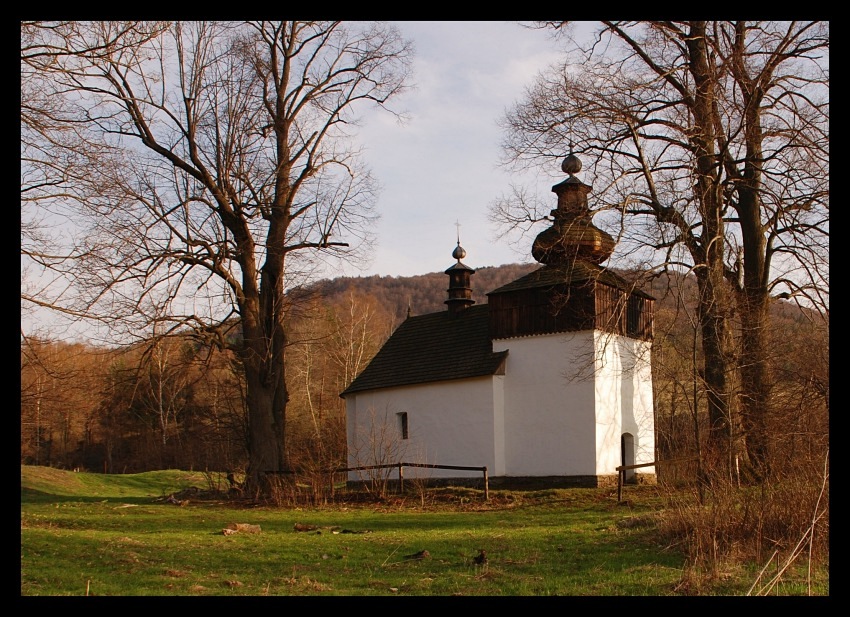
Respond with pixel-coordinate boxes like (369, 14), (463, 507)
(532, 219), (616, 266)
(452, 242), (467, 261)
(562, 153), (582, 175)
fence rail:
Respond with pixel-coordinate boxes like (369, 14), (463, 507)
(615, 457), (700, 501)
(337, 462), (490, 500)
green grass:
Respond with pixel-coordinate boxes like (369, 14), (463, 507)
(20, 466), (827, 596)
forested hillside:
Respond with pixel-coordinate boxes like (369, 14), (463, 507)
(21, 262), (826, 484)
(305, 262), (540, 323)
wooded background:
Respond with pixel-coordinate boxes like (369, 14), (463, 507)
(20, 263), (828, 480)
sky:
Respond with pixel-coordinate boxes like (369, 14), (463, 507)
(339, 21), (570, 279)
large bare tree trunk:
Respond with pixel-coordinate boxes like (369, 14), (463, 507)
(685, 22), (734, 468)
(243, 371), (287, 493)
(699, 295), (732, 454)
(240, 286), (289, 494)
(736, 171), (771, 477)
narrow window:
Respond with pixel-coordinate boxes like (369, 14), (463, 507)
(398, 412), (409, 440)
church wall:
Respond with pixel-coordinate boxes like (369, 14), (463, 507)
(593, 331), (656, 476)
(492, 332), (598, 476)
(492, 374), (506, 476)
(623, 337), (656, 473)
(345, 376), (501, 481)
(593, 331), (622, 476)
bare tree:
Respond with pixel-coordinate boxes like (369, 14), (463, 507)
(135, 330), (195, 462)
(495, 20), (828, 480)
(22, 21), (413, 495)
(284, 289), (394, 499)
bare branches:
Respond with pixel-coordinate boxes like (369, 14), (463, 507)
(22, 21), (412, 342)
(495, 21), (827, 311)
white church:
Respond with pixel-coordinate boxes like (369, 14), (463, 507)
(341, 154), (656, 487)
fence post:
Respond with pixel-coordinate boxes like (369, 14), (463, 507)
(483, 467), (489, 501)
(617, 467), (623, 502)
(398, 463), (404, 493)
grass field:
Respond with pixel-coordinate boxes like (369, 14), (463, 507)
(20, 465), (827, 596)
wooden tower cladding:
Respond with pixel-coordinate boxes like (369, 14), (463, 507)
(487, 273), (654, 341)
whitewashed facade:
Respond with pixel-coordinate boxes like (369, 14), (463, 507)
(344, 328), (655, 484)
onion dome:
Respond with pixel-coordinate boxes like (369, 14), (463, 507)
(562, 153), (582, 175)
(532, 220), (616, 265)
(452, 242), (467, 261)
(531, 152), (615, 266)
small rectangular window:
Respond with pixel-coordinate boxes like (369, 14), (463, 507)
(398, 412), (409, 440)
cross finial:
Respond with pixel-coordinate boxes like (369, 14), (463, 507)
(451, 221), (467, 262)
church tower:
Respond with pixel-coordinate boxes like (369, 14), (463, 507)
(488, 153), (653, 341)
(445, 239), (475, 316)
(487, 152), (656, 485)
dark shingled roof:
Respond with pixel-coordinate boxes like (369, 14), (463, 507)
(340, 303), (507, 397)
(488, 264), (654, 299)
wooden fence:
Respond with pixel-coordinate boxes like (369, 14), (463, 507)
(268, 456), (702, 503)
(337, 462), (490, 500)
